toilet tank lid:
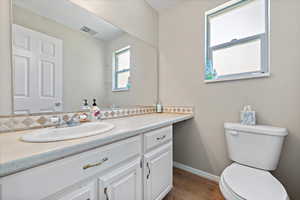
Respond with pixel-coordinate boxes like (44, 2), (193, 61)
(224, 123), (288, 137)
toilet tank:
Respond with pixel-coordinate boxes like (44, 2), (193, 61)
(224, 123), (288, 171)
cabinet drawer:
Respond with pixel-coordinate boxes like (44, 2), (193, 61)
(144, 126), (172, 152)
(57, 181), (97, 200)
(1, 136), (142, 200)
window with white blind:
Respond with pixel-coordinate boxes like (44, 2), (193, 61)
(205, 0), (269, 82)
(113, 46), (131, 91)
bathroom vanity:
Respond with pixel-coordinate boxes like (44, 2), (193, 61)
(0, 1), (193, 199)
(0, 113), (192, 200)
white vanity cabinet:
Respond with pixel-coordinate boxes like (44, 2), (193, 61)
(98, 158), (142, 200)
(144, 143), (173, 200)
(0, 125), (174, 200)
(143, 126), (173, 200)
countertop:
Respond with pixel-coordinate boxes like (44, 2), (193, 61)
(0, 113), (193, 177)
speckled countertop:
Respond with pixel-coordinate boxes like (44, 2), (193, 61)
(0, 113), (193, 177)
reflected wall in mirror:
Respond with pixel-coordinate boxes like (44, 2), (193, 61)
(6, 0), (157, 115)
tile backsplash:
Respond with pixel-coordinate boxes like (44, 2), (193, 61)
(162, 105), (194, 114)
(0, 105), (194, 133)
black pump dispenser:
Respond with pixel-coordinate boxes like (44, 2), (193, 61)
(83, 99), (88, 106)
(92, 99), (97, 106)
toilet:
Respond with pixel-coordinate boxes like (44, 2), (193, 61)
(220, 123), (289, 200)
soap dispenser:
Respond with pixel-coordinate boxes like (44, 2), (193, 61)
(79, 99), (90, 122)
(81, 99), (90, 111)
(91, 99), (101, 121)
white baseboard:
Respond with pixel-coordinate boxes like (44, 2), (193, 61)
(173, 161), (220, 183)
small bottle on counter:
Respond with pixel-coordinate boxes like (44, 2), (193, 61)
(79, 99), (91, 122)
(81, 99), (90, 111)
(91, 99), (101, 121)
(156, 102), (163, 113)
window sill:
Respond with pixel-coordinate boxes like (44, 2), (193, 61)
(204, 72), (270, 83)
(112, 88), (130, 92)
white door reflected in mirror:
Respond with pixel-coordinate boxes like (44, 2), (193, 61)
(13, 24), (63, 114)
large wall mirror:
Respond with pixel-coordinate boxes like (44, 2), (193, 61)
(2, 0), (158, 116)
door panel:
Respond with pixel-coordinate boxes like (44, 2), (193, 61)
(13, 26), (31, 50)
(99, 158), (142, 200)
(58, 181), (97, 200)
(144, 142), (173, 200)
(14, 55), (30, 97)
(12, 24), (63, 114)
(40, 60), (55, 97)
(41, 40), (56, 57)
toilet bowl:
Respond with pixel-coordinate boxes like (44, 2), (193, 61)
(219, 163), (289, 200)
(221, 123), (289, 200)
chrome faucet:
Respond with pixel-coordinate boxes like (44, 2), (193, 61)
(50, 114), (81, 128)
(66, 115), (80, 127)
(50, 115), (63, 128)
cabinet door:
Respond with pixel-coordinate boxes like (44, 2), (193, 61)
(98, 158), (142, 200)
(144, 142), (173, 200)
(58, 181), (97, 200)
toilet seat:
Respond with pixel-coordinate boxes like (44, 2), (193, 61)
(220, 175), (245, 200)
(220, 163), (289, 200)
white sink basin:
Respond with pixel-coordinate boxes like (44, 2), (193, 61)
(21, 122), (115, 143)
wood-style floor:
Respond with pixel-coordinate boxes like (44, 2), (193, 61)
(163, 168), (225, 200)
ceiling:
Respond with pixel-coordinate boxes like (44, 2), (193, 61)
(13, 0), (124, 41)
(145, 0), (184, 12)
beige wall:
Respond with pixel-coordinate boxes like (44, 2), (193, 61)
(0, 0), (13, 115)
(69, 0), (159, 47)
(104, 33), (158, 106)
(13, 6), (107, 112)
(159, 0), (300, 199)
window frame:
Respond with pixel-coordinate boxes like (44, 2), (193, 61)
(112, 46), (131, 91)
(204, 0), (270, 83)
